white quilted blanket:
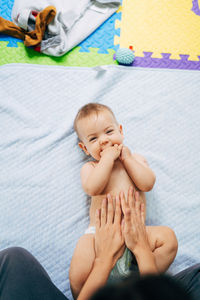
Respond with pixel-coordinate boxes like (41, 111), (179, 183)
(0, 64), (200, 299)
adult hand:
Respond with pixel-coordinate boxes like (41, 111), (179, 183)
(120, 186), (158, 274)
(95, 193), (125, 268)
(77, 195), (125, 300)
(120, 187), (158, 274)
(120, 186), (150, 253)
(100, 144), (123, 162)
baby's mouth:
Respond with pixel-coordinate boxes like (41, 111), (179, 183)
(100, 145), (110, 152)
(99, 145), (110, 156)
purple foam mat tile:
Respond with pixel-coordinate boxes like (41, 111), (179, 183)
(131, 52), (200, 70)
(192, 0), (200, 16)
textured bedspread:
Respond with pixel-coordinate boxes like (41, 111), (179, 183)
(0, 64), (200, 299)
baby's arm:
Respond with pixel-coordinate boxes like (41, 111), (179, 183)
(81, 144), (122, 196)
(120, 146), (156, 192)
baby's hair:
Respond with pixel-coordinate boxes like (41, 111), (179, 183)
(74, 103), (116, 137)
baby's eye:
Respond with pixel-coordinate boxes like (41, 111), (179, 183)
(89, 137), (96, 142)
(106, 130), (113, 134)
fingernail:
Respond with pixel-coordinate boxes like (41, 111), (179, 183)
(103, 198), (107, 204)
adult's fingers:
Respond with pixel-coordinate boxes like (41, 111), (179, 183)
(127, 186), (135, 212)
(114, 195), (122, 225)
(120, 191), (127, 215)
(123, 206), (132, 233)
(134, 190), (141, 217)
(141, 203), (145, 225)
(135, 190), (144, 221)
(95, 208), (101, 229)
(101, 198), (107, 225)
(107, 194), (114, 224)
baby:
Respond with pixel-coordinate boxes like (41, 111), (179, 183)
(69, 103), (178, 298)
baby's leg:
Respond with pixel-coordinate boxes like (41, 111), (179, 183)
(146, 226), (178, 273)
(69, 233), (95, 299)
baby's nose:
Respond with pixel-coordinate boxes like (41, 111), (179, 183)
(100, 135), (109, 145)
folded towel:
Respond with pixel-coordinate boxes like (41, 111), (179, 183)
(9, 0), (120, 56)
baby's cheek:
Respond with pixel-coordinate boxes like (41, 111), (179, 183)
(116, 137), (123, 144)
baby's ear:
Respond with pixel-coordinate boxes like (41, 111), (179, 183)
(78, 142), (90, 155)
(119, 124), (124, 137)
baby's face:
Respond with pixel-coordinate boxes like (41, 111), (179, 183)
(77, 110), (124, 160)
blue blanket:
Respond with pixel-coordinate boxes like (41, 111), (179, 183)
(0, 64), (200, 299)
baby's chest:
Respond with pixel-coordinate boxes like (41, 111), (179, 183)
(103, 160), (135, 194)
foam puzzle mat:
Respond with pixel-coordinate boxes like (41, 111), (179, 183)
(1, 0), (200, 69)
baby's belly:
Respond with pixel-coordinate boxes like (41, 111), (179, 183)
(89, 187), (146, 226)
(89, 160), (146, 226)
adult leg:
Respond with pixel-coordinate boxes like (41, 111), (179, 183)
(0, 247), (68, 300)
(174, 264), (200, 300)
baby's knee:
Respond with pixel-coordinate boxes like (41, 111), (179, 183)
(162, 226), (178, 254)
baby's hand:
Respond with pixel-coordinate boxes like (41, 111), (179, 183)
(120, 145), (132, 162)
(100, 144), (123, 161)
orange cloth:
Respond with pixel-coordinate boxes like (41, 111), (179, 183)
(0, 6), (56, 47)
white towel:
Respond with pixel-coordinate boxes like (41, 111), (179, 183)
(11, 0), (120, 56)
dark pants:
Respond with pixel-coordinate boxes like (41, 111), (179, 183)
(0, 247), (200, 300)
(174, 263), (200, 300)
(0, 247), (68, 300)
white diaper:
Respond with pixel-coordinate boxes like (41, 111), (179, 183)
(84, 226), (96, 234)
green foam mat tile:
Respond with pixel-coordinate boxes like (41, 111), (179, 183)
(0, 42), (117, 67)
